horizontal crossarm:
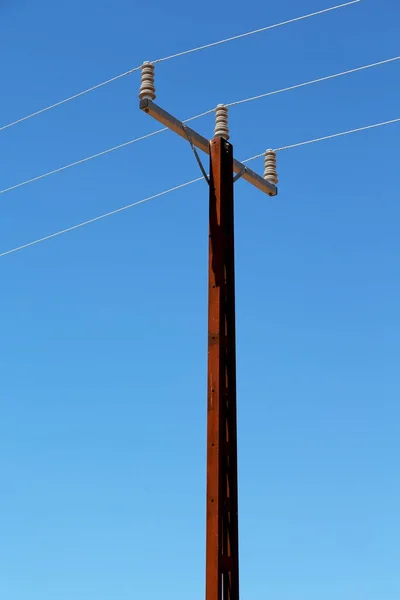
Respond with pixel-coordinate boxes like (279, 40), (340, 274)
(140, 99), (278, 197)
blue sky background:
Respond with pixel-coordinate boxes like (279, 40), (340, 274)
(1, 1), (399, 599)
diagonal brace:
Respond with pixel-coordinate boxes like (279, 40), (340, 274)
(233, 166), (247, 183)
(182, 124), (210, 185)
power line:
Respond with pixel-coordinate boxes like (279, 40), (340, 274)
(153, 0), (361, 63)
(0, 128), (167, 197)
(274, 117), (400, 152)
(2, 112), (399, 260)
(0, 68), (142, 134)
(185, 54), (400, 119)
(225, 55), (400, 109)
(2, 50), (397, 199)
(0, 177), (203, 259)
(0, 0), (361, 134)
(241, 117), (400, 162)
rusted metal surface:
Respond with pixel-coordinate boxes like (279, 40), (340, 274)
(206, 137), (239, 600)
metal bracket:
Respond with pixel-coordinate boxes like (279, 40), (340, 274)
(182, 124), (210, 185)
(233, 166), (247, 183)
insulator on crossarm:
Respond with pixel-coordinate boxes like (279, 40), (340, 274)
(264, 149), (278, 184)
(139, 62), (156, 101)
(214, 104), (230, 140)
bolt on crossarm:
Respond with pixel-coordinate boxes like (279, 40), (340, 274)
(138, 62), (279, 600)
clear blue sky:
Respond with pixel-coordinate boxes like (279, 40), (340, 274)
(1, 1), (399, 599)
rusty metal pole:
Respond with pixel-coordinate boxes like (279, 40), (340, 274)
(206, 136), (239, 600)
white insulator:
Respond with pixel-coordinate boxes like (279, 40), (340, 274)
(214, 104), (230, 140)
(139, 62), (156, 101)
(264, 149), (278, 184)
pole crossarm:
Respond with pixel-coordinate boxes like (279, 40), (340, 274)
(139, 98), (278, 197)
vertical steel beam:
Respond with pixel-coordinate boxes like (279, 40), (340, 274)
(206, 137), (239, 600)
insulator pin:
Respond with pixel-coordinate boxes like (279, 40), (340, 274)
(214, 104), (230, 140)
(139, 62), (156, 101)
(264, 149), (278, 184)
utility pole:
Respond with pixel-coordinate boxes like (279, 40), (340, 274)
(206, 135), (239, 600)
(138, 62), (278, 600)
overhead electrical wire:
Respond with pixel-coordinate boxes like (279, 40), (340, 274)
(152, 0), (361, 63)
(0, 50), (397, 199)
(241, 117), (400, 160)
(0, 68), (143, 134)
(0, 177), (203, 258)
(1, 113), (399, 261)
(0, 0), (361, 134)
(225, 55), (400, 109)
(0, 128), (167, 197)
(274, 116), (400, 152)
(240, 117), (400, 161)
(185, 54), (400, 118)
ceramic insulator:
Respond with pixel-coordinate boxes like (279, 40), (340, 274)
(139, 62), (156, 101)
(214, 104), (230, 140)
(264, 149), (278, 184)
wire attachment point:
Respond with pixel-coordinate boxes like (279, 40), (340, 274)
(233, 166), (247, 183)
(214, 105), (230, 140)
(264, 149), (278, 184)
(139, 62), (156, 101)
